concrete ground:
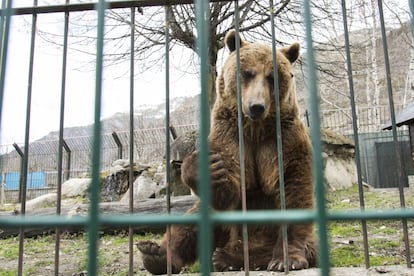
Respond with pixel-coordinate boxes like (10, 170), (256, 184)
(174, 266), (414, 275)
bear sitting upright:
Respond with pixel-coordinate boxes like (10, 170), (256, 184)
(137, 29), (316, 273)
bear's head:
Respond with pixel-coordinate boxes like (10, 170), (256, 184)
(217, 29), (300, 122)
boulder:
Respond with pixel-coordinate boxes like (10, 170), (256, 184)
(120, 171), (166, 202)
(25, 193), (57, 210)
(321, 129), (357, 190)
(61, 178), (91, 198)
(102, 159), (149, 202)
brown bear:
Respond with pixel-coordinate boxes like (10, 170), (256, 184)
(137, 29), (316, 274)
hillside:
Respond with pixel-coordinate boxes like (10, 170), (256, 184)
(37, 22), (413, 141)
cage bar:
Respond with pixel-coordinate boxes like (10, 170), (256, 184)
(195, 1), (212, 275)
(377, 0), (412, 268)
(87, 0), (107, 275)
(54, 0), (70, 274)
(302, 1), (330, 275)
(340, 0), (370, 268)
(128, 5), (136, 276)
(233, 2), (250, 274)
(0, 1), (413, 275)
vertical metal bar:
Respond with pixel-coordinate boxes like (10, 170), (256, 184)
(128, 7), (135, 276)
(164, 5), (172, 276)
(377, 0), (411, 268)
(233, 1), (249, 274)
(0, 0), (12, 127)
(269, 0), (289, 272)
(88, 0), (106, 275)
(18, 1), (38, 274)
(302, 1), (330, 276)
(340, 0), (370, 269)
(55, 0), (70, 274)
(195, 1), (211, 275)
(410, 0), (414, 38)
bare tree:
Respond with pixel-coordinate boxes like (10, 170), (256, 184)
(38, 1), (347, 109)
(35, 0), (412, 131)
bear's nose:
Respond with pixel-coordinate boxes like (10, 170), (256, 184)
(249, 103), (265, 120)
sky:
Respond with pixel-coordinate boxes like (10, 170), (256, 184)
(1, 0), (410, 146)
(0, 6), (201, 145)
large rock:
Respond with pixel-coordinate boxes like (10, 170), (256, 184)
(102, 159), (149, 202)
(321, 129), (357, 190)
(25, 193), (57, 210)
(120, 170), (166, 202)
(61, 178), (91, 198)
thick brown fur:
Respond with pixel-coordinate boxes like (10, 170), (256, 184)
(137, 29), (316, 274)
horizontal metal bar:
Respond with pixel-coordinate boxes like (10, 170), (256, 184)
(328, 208), (414, 221)
(2, 209), (414, 229)
(2, 0), (233, 16)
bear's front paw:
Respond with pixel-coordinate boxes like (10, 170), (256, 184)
(210, 153), (239, 210)
(212, 247), (243, 272)
(210, 153), (228, 184)
(181, 151), (200, 191)
(136, 241), (174, 275)
(267, 254), (309, 271)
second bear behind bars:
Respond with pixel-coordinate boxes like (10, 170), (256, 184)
(137, 29), (316, 274)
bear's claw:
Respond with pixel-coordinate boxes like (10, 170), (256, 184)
(136, 241), (179, 275)
(212, 247), (243, 272)
(267, 254), (309, 271)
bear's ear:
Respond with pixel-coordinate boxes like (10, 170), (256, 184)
(225, 29), (247, 52)
(280, 42), (300, 63)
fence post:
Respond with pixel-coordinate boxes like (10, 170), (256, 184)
(112, 131), (123, 159)
(169, 124), (177, 140)
(12, 143), (24, 204)
(62, 139), (71, 180)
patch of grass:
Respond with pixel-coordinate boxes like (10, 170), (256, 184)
(368, 221), (399, 235)
(186, 261), (200, 273)
(330, 244), (365, 267)
(369, 238), (399, 249)
(0, 238), (19, 259)
(0, 269), (18, 276)
(329, 221), (362, 238)
(0, 204), (17, 212)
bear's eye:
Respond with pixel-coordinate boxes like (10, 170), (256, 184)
(266, 75), (274, 85)
(241, 70), (255, 80)
(291, 73), (294, 78)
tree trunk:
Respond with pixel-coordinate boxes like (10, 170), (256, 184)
(0, 195), (197, 238)
(370, 0), (381, 129)
(404, 36), (414, 106)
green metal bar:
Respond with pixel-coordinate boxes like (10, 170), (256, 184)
(377, 0), (411, 268)
(55, 0), (70, 274)
(269, 0), (289, 272)
(2, 209), (414, 229)
(88, 0), (107, 275)
(233, 2), (249, 274)
(340, 0), (370, 268)
(0, 0), (231, 15)
(128, 6), (135, 276)
(302, 1), (330, 275)
(0, 0), (12, 128)
(195, 0), (211, 275)
(410, 0), (414, 37)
